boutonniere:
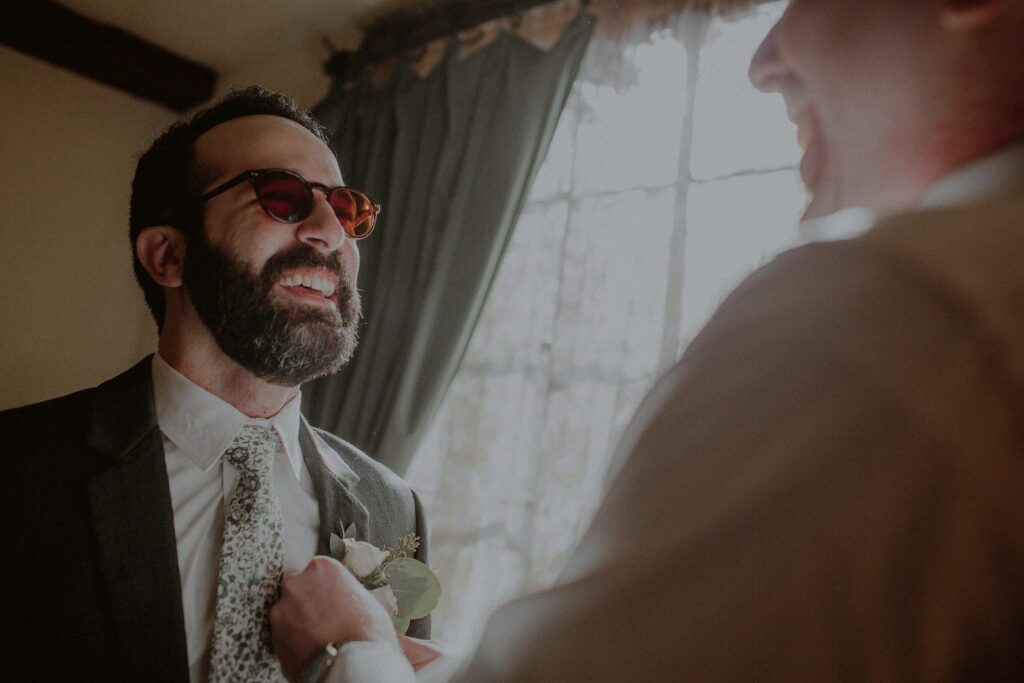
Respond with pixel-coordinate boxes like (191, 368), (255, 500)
(329, 524), (442, 634)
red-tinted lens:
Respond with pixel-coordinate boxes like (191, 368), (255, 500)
(329, 188), (378, 239)
(254, 174), (311, 223)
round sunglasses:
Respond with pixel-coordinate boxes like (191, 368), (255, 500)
(187, 168), (380, 239)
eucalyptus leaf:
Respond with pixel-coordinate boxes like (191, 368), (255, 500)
(329, 533), (345, 561)
(385, 557), (441, 633)
(392, 615), (412, 635)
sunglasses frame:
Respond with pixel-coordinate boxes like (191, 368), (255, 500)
(178, 168), (380, 240)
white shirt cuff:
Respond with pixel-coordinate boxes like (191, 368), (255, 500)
(323, 641), (415, 683)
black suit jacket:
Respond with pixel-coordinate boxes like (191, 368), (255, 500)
(0, 356), (429, 682)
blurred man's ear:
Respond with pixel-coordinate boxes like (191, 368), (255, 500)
(136, 226), (187, 288)
(941, 0), (1010, 31)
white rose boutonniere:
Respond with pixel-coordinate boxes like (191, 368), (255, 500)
(329, 524), (441, 635)
(338, 538), (390, 577)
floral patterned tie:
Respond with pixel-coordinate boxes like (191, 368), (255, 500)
(208, 425), (285, 682)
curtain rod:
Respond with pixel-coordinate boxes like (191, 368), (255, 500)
(324, 0), (582, 79)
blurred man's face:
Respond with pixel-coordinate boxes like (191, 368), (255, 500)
(749, 0), (945, 218)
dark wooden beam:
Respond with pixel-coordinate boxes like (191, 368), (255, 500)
(0, 1), (216, 112)
(326, 0), (571, 79)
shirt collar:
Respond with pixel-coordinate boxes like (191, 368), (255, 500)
(151, 353), (304, 478)
(797, 140), (1024, 243)
(798, 206), (877, 243)
(921, 139), (1024, 209)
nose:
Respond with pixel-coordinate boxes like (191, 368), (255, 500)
(296, 191), (346, 252)
(748, 21), (785, 93)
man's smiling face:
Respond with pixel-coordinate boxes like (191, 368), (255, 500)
(749, 0), (948, 218)
(184, 115), (362, 386)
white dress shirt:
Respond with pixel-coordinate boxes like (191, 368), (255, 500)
(797, 205), (876, 243)
(795, 139), (1024, 244)
(151, 354), (320, 682)
(327, 140), (1024, 682)
(921, 140), (1024, 209)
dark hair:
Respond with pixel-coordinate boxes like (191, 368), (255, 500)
(129, 85), (330, 330)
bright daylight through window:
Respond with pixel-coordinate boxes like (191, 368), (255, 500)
(407, 2), (805, 647)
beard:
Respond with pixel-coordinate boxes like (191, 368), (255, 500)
(182, 229), (362, 386)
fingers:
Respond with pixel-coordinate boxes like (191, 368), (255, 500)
(272, 557), (348, 680)
(397, 635), (445, 671)
(270, 592), (318, 682)
(271, 555), (400, 679)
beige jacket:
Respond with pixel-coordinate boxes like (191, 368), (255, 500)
(459, 192), (1024, 680)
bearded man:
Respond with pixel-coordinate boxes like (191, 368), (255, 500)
(0, 87), (428, 682)
(270, 1), (1024, 681)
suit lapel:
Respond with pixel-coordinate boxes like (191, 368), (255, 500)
(299, 420), (369, 551)
(85, 357), (189, 682)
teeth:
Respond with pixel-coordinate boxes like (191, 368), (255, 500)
(279, 272), (334, 296)
(795, 113), (818, 152)
(797, 124), (814, 151)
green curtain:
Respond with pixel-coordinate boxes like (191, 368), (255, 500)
(303, 13), (595, 475)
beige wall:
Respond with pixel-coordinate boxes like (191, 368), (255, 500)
(0, 45), (175, 410)
(0, 42), (334, 411)
(216, 42), (331, 111)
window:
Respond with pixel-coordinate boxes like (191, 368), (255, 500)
(407, 4), (802, 647)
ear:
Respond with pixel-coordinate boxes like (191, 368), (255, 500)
(135, 225), (186, 288)
(941, 0), (1010, 31)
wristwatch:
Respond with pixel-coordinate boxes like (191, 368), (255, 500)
(298, 642), (339, 683)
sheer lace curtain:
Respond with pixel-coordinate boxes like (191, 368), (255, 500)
(406, 3), (804, 649)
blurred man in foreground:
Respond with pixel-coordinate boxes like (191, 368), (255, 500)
(274, 1), (1024, 680)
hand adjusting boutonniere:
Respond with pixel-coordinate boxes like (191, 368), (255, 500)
(328, 524), (441, 634)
